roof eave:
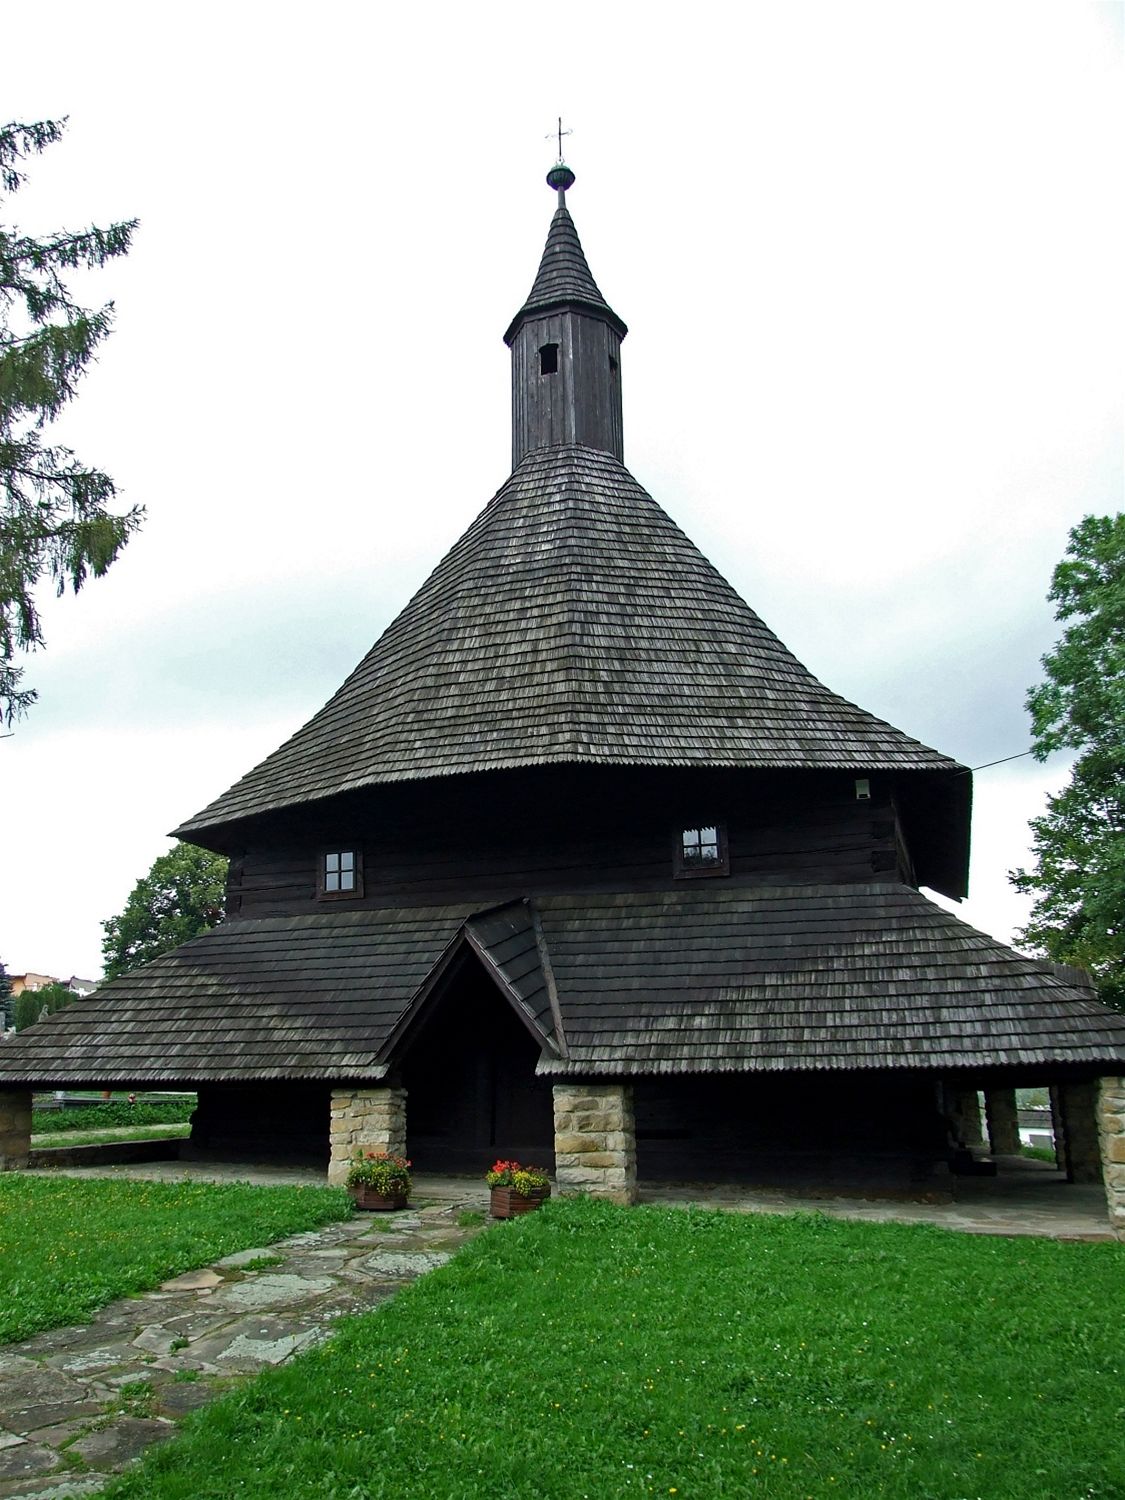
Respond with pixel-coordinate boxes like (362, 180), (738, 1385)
(503, 297), (629, 346)
(172, 753), (967, 851)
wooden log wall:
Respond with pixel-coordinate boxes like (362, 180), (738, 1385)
(226, 765), (914, 918)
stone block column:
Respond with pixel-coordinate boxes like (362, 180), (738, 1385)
(328, 1086), (407, 1186)
(0, 1089), (32, 1170)
(1049, 1085), (1068, 1169)
(984, 1088), (1021, 1155)
(944, 1085), (984, 1148)
(1096, 1077), (1125, 1238)
(553, 1082), (637, 1205)
(1053, 1079), (1101, 1183)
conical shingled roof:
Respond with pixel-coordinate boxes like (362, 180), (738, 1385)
(503, 202), (627, 343)
(176, 444), (961, 840)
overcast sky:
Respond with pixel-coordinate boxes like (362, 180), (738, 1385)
(2, 1), (1121, 981)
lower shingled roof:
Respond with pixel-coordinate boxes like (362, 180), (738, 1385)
(1, 884), (1122, 1087)
(532, 884), (1125, 1074)
(0, 907), (473, 1085)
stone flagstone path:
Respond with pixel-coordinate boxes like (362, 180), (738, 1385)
(0, 1192), (487, 1499)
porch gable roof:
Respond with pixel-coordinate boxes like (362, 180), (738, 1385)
(376, 900), (565, 1066)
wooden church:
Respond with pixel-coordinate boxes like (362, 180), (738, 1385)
(3, 159), (1125, 1222)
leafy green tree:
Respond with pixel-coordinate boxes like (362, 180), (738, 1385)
(0, 958), (11, 1028)
(1011, 514), (1125, 1008)
(1, 117), (143, 724)
(102, 843), (228, 980)
(14, 981), (80, 1032)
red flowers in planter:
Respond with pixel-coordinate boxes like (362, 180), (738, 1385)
(485, 1159), (551, 1196)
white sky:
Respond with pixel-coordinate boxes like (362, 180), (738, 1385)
(1, 1), (1121, 981)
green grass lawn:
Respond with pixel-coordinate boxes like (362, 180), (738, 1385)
(32, 1123), (193, 1147)
(102, 1197), (1125, 1499)
(0, 1175), (352, 1344)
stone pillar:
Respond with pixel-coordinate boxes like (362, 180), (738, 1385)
(1049, 1085), (1067, 1169)
(328, 1086), (407, 1186)
(944, 1085), (984, 1148)
(984, 1088), (1021, 1155)
(1053, 1079), (1101, 1183)
(0, 1089), (32, 1170)
(553, 1082), (637, 1205)
(1096, 1077), (1125, 1239)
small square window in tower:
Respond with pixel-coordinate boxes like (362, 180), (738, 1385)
(319, 850), (363, 899)
(675, 825), (730, 878)
(539, 342), (559, 375)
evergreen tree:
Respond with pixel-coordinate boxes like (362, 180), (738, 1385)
(1, 117), (143, 724)
(13, 981), (79, 1032)
(102, 843), (228, 980)
(0, 958), (11, 1029)
(1011, 514), (1125, 1008)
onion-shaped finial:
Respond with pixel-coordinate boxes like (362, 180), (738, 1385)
(546, 163), (576, 195)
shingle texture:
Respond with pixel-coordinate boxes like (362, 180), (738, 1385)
(0, 908), (470, 1084)
(533, 884), (1125, 1074)
(2, 885), (1122, 1086)
(504, 202), (626, 341)
(465, 901), (559, 1051)
(177, 446), (960, 838)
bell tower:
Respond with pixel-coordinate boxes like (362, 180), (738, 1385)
(504, 162), (628, 469)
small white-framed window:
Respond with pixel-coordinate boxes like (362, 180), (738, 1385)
(674, 824), (730, 878)
(319, 849), (363, 899)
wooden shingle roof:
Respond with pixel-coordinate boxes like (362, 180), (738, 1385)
(0, 907), (471, 1085)
(532, 884), (1125, 1075)
(177, 445), (962, 840)
(378, 900), (566, 1064)
(503, 201), (627, 343)
(2, 885), (1121, 1087)
(463, 900), (562, 1052)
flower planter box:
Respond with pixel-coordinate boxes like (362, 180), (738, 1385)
(349, 1186), (409, 1212)
(490, 1185), (550, 1219)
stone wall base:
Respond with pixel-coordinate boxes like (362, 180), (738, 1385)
(553, 1082), (637, 1205)
(328, 1087), (407, 1186)
(1097, 1076), (1125, 1238)
(0, 1089), (32, 1170)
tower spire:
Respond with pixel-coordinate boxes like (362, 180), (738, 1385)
(505, 156), (627, 469)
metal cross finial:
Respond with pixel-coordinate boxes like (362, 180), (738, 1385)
(547, 116), (572, 164)
(544, 118), (576, 200)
